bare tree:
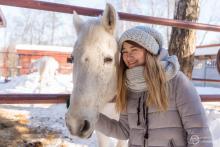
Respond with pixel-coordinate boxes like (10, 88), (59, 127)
(116, 0), (143, 33)
(1, 9), (71, 76)
(166, 0), (175, 46)
(1, 45), (17, 77)
(166, 0), (171, 43)
(150, 0), (155, 23)
(50, 12), (56, 44)
(198, 0), (218, 45)
(168, 0), (200, 79)
(5, 9), (65, 46)
(120, 0), (129, 32)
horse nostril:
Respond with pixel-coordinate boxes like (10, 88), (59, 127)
(104, 57), (113, 63)
(80, 120), (90, 133)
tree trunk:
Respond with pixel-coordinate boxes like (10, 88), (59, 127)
(168, 0), (200, 79)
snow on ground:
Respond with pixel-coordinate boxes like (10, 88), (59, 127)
(196, 87), (220, 95)
(0, 72), (220, 146)
(0, 76), (4, 83)
(195, 45), (219, 56)
(0, 103), (98, 147)
(0, 72), (73, 94)
(0, 72), (98, 146)
(196, 86), (220, 146)
(206, 109), (220, 146)
(16, 44), (73, 53)
(0, 72), (118, 147)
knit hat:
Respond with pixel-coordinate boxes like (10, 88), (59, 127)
(119, 26), (164, 55)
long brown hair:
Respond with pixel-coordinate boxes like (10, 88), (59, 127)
(116, 40), (169, 112)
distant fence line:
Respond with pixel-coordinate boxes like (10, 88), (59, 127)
(192, 78), (220, 83)
(0, 51), (71, 57)
(0, 94), (219, 104)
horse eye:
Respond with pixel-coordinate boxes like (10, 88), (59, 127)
(67, 55), (74, 63)
(104, 57), (113, 63)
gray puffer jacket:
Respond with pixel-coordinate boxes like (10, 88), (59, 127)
(95, 71), (213, 147)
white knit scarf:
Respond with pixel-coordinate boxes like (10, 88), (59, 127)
(125, 48), (180, 92)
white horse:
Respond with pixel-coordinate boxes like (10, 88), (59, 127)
(30, 56), (59, 91)
(65, 3), (127, 147)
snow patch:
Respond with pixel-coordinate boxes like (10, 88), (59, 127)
(0, 73), (220, 146)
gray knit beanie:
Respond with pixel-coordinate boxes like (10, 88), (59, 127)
(119, 26), (164, 55)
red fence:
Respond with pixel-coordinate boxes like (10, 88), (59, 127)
(0, 94), (69, 104)
(0, 0), (220, 103)
(192, 78), (220, 83)
(0, 94), (219, 104)
(0, 0), (220, 32)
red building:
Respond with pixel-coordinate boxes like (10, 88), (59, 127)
(16, 44), (73, 75)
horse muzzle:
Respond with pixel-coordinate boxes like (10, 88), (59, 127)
(65, 113), (94, 138)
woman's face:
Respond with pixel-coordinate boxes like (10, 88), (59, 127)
(122, 41), (146, 68)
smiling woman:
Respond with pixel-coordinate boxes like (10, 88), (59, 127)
(121, 41), (146, 69)
(95, 25), (213, 147)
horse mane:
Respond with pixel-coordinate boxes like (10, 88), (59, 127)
(217, 49), (220, 74)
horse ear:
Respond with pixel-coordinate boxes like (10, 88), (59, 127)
(73, 11), (84, 35)
(101, 3), (118, 35)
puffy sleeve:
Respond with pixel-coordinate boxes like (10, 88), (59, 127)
(95, 111), (130, 140)
(175, 71), (213, 147)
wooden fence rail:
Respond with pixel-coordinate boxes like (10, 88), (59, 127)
(192, 78), (220, 83)
(1, 0), (220, 32)
(0, 94), (69, 104)
(0, 94), (219, 104)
